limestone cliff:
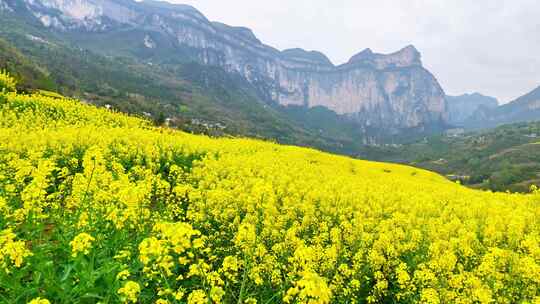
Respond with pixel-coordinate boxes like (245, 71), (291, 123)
(8, 0), (449, 131)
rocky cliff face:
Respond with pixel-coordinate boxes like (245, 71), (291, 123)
(7, 0), (448, 131)
(0, 0), (12, 12)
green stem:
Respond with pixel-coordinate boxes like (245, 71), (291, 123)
(81, 157), (96, 207)
(159, 268), (177, 304)
(237, 254), (249, 304)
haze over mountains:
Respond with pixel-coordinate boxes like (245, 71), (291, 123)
(467, 86), (540, 129)
(446, 93), (499, 126)
(0, 0), (539, 146)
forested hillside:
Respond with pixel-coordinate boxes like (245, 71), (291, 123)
(0, 38), (55, 92)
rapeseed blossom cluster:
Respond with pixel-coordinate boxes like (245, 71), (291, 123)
(27, 298), (51, 304)
(70, 232), (95, 257)
(118, 281), (141, 303)
(0, 228), (32, 272)
(0, 73), (539, 303)
(0, 70), (16, 93)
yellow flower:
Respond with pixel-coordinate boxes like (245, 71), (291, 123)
(210, 286), (225, 303)
(114, 250), (132, 260)
(0, 70), (17, 92)
(118, 281), (141, 303)
(174, 289), (185, 300)
(221, 255), (240, 281)
(0, 229), (33, 271)
(187, 290), (207, 304)
(420, 288), (440, 304)
(27, 297), (50, 304)
(3, 70), (540, 303)
(139, 221), (202, 278)
(284, 271), (331, 304)
(70, 233), (95, 257)
(234, 223), (257, 250)
(116, 270), (130, 280)
(77, 212), (89, 228)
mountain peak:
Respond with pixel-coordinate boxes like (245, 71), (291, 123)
(401, 44), (418, 52)
(347, 45), (421, 69)
(134, 0), (197, 12)
(446, 92), (499, 125)
(137, 0), (206, 18)
(392, 44), (421, 64)
(281, 48), (333, 66)
(348, 48), (374, 62)
(17, 0), (209, 31)
(507, 85), (540, 107)
(212, 22), (261, 44)
(7, 0), (447, 131)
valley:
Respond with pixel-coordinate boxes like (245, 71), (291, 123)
(362, 121), (540, 192)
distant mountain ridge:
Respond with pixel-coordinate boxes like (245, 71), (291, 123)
(446, 93), (499, 126)
(465, 86), (540, 129)
(1, 0), (449, 134)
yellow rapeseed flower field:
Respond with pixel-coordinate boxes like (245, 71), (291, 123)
(0, 73), (539, 303)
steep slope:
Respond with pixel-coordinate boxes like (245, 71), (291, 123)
(0, 38), (56, 91)
(2, 0), (449, 134)
(466, 86), (540, 129)
(446, 93), (498, 126)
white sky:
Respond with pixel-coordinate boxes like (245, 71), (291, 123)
(173, 0), (540, 103)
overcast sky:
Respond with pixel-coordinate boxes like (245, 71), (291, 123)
(175, 0), (540, 103)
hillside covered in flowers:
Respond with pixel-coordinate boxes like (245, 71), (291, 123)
(0, 71), (539, 303)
